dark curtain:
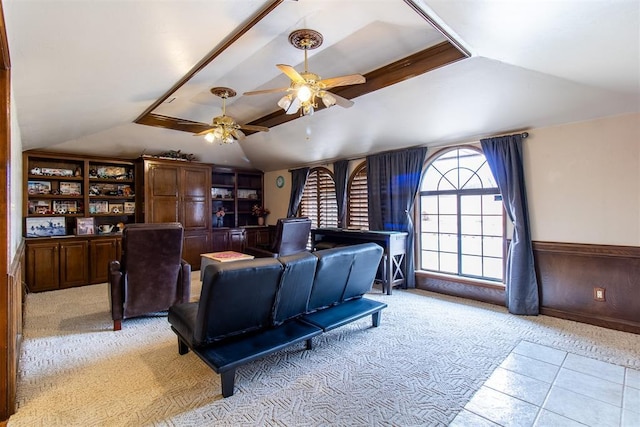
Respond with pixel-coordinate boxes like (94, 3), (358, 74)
(333, 160), (349, 228)
(367, 147), (427, 288)
(287, 167), (310, 217)
(480, 134), (539, 315)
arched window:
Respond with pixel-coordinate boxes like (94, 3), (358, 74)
(418, 147), (504, 281)
(300, 167), (338, 228)
(347, 162), (368, 230)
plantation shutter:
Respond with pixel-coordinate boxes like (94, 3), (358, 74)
(300, 167), (337, 228)
(348, 163), (369, 230)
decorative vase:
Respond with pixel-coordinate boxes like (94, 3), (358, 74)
(257, 217), (265, 226)
(216, 216), (224, 228)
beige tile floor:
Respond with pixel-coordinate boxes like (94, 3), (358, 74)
(450, 341), (640, 427)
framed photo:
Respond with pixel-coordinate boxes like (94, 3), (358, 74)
(53, 200), (78, 214)
(89, 201), (109, 214)
(59, 181), (82, 195)
(90, 165), (128, 180)
(109, 203), (124, 214)
(26, 216), (66, 237)
(27, 180), (51, 195)
(76, 217), (95, 235)
(30, 200), (51, 214)
(124, 201), (135, 214)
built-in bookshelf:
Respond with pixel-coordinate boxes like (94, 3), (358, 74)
(24, 151), (136, 237)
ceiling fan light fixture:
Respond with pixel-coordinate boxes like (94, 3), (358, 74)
(277, 94), (293, 111)
(196, 86), (269, 145)
(296, 85), (312, 103)
(320, 91), (336, 108)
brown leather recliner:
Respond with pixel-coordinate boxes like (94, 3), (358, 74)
(109, 223), (191, 331)
(244, 217), (312, 258)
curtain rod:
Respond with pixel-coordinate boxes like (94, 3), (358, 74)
(287, 132), (530, 171)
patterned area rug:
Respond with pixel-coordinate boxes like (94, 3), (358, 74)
(9, 275), (640, 426)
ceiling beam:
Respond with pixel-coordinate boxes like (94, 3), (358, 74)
(243, 41), (466, 133)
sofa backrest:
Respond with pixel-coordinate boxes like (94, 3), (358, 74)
(342, 243), (384, 300)
(272, 251), (318, 326)
(195, 257), (283, 344)
(120, 222), (185, 317)
(308, 243), (383, 311)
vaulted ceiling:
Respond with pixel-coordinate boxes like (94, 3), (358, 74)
(5, 0), (639, 171)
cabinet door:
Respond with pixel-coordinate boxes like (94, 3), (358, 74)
(183, 231), (211, 270)
(245, 227), (270, 248)
(26, 241), (60, 292)
(229, 229), (245, 252)
(211, 229), (229, 252)
(181, 166), (210, 230)
(60, 240), (89, 288)
(89, 238), (118, 284)
(147, 163), (180, 223)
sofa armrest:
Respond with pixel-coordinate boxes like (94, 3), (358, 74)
(179, 259), (191, 303)
(109, 260), (124, 321)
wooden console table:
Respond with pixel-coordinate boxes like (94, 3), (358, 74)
(310, 228), (408, 295)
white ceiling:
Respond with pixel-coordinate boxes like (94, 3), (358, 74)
(5, 0), (639, 172)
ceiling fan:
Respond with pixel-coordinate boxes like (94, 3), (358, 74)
(195, 87), (269, 144)
(243, 29), (366, 116)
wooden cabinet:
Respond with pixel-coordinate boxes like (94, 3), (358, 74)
(26, 238), (93, 292)
(59, 240), (89, 288)
(245, 227), (270, 248)
(211, 228), (245, 252)
(137, 158), (212, 269)
(26, 241), (60, 292)
(89, 237), (120, 284)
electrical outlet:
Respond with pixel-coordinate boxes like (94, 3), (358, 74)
(594, 287), (606, 302)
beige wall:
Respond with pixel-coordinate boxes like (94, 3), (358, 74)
(263, 113), (640, 247)
(525, 113), (639, 246)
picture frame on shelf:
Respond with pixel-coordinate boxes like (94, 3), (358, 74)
(25, 216), (66, 237)
(27, 180), (51, 195)
(124, 202), (135, 214)
(89, 165), (129, 180)
(30, 200), (51, 214)
(89, 200), (109, 214)
(52, 200), (78, 214)
(59, 181), (82, 195)
(108, 203), (124, 214)
(75, 217), (95, 236)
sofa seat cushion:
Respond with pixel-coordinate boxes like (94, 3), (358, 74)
(301, 297), (388, 332)
(190, 320), (322, 374)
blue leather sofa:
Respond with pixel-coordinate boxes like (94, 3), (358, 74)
(168, 243), (386, 397)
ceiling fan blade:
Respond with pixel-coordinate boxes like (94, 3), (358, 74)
(231, 129), (245, 140)
(239, 124), (269, 132)
(330, 92), (355, 108)
(194, 127), (216, 136)
(277, 64), (306, 84)
(243, 87), (289, 96)
(319, 74), (365, 89)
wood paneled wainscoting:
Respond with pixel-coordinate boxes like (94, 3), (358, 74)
(534, 241), (640, 334)
(4, 241), (25, 418)
(416, 241), (640, 334)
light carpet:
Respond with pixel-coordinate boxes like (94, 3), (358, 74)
(9, 274), (640, 426)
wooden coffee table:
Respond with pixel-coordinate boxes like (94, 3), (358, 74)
(200, 251), (255, 280)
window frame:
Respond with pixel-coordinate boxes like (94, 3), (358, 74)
(416, 145), (507, 284)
